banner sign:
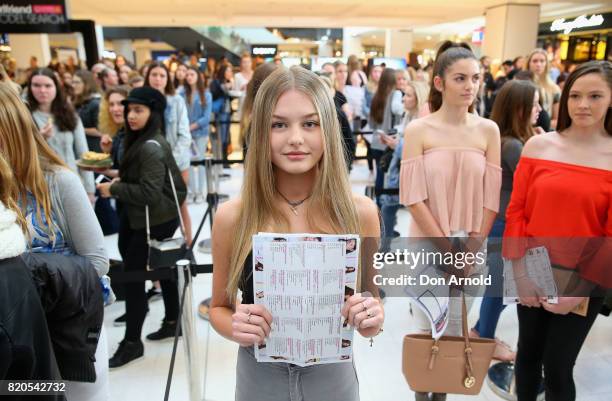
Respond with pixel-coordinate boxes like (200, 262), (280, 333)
(0, 0), (69, 33)
(251, 45), (278, 57)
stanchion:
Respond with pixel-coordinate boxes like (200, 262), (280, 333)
(176, 260), (203, 401)
(487, 362), (545, 401)
(210, 118), (230, 199)
(196, 156), (218, 254)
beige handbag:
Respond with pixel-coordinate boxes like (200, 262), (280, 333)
(402, 295), (496, 395)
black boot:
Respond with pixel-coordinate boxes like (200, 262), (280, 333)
(146, 320), (182, 341)
(109, 340), (144, 369)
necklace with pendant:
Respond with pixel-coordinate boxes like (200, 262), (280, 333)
(278, 192), (310, 215)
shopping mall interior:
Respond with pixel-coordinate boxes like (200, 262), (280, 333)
(1, 1), (611, 401)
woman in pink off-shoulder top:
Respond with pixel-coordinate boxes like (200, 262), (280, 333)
(399, 41), (501, 401)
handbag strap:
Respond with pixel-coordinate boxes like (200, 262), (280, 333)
(460, 293), (475, 384)
(167, 169), (186, 238)
(144, 140), (186, 240)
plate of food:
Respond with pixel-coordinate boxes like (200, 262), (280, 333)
(77, 151), (113, 170)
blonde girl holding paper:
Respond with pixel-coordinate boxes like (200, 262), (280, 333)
(210, 66), (384, 401)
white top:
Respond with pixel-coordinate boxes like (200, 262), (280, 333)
(343, 85), (365, 119)
(234, 72), (252, 117)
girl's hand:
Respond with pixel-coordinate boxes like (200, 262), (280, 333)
(516, 276), (546, 307)
(40, 121), (54, 139)
(232, 304), (273, 347)
(542, 297), (586, 315)
(381, 134), (399, 149)
(100, 134), (113, 153)
(342, 292), (384, 337)
(96, 178), (119, 198)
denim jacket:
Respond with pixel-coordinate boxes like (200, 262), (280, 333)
(164, 94), (192, 170)
(179, 88), (212, 139)
(384, 139), (403, 190)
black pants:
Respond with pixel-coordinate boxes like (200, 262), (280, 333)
(118, 213), (180, 342)
(363, 137), (374, 171)
(515, 297), (604, 401)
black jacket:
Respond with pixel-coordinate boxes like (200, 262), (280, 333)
(110, 132), (186, 230)
(0, 256), (66, 401)
(22, 253), (103, 383)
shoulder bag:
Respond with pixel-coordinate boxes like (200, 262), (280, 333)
(402, 294), (496, 395)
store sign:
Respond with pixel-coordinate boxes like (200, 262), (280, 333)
(0, 1), (69, 33)
(251, 45), (278, 57)
(550, 14), (604, 34)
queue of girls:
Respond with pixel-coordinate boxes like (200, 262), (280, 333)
(0, 42), (609, 401)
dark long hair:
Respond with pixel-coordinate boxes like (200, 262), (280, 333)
(120, 104), (164, 172)
(145, 62), (175, 96)
(173, 63), (187, 89)
(215, 64), (232, 83)
(490, 80), (537, 143)
(557, 60), (612, 136)
(184, 66), (206, 107)
(27, 68), (78, 132)
(370, 68), (396, 124)
(428, 41), (476, 113)
(73, 70), (99, 108)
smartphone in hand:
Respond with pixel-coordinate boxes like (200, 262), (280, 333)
(95, 174), (111, 184)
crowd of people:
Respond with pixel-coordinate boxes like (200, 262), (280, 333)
(0, 40), (610, 401)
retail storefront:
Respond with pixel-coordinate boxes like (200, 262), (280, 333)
(537, 12), (612, 63)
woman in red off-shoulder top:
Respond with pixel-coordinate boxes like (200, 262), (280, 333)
(502, 61), (612, 401)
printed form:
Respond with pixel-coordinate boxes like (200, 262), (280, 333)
(252, 233), (360, 366)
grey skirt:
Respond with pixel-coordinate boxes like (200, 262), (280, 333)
(236, 346), (360, 401)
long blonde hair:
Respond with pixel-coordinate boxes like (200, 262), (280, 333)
(227, 66), (360, 301)
(406, 81), (430, 118)
(239, 63), (279, 148)
(0, 151), (26, 233)
(98, 85), (130, 136)
(0, 83), (68, 235)
(526, 48), (560, 113)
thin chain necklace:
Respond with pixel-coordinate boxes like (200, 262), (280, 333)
(278, 191), (310, 215)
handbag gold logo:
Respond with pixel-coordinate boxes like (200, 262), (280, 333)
(464, 376), (476, 388)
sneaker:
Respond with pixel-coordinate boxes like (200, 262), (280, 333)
(198, 298), (211, 320)
(146, 320), (181, 341)
(146, 287), (162, 302)
(109, 340), (144, 369)
(114, 313), (126, 327)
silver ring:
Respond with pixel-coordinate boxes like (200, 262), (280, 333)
(247, 314), (251, 324)
(362, 302), (368, 312)
(367, 310), (372, 318)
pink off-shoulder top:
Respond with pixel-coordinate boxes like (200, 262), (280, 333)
(399, 147), (502, 237)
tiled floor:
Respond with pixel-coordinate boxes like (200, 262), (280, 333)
(103, 158), (612, 401)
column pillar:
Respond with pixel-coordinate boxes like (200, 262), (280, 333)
(112, 39), (135, 64)
(483, 3), (540, 62)
(318, 41), (334, 57)
(134, 47), (152, 67)
(8, 34), (52, 68)
(343, 28), (364, 57)
(384, 29), (413, 59)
